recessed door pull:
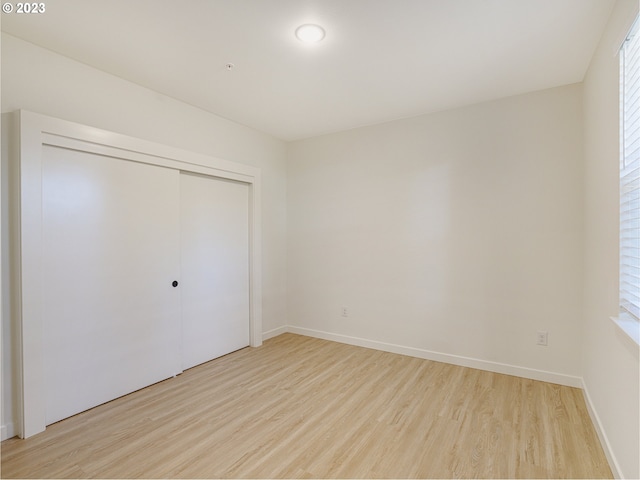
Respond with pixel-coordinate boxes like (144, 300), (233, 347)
(172, 281), (179, 287)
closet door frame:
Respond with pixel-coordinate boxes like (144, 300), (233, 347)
(12, 110), (263, 439)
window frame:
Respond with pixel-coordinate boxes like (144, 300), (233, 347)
(614, 15), (640, 346)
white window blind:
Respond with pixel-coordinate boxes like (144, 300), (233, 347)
(620, 17), (640, 321)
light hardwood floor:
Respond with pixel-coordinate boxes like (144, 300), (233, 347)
(1, 333), (612, 479)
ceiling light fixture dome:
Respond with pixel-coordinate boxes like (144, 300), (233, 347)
(295, 24), (325, 43)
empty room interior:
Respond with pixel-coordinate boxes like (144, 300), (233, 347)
(1, 0), (639, 478)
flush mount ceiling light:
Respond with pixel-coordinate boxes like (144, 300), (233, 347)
(295, 24), (325, 43)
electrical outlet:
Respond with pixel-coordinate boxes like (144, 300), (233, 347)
(341, 306), (349, 317)
(536, 331), (548, 346)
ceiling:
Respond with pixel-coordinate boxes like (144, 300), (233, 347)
(1, 0), (615, 141)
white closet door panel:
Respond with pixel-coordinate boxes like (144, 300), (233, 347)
(180, 173), (250, 370)
(42, 145), (181, 425)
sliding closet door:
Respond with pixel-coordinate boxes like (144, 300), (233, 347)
(42, 146), (181, 425)
(180, 173), (250, 370)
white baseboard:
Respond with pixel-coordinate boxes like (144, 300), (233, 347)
(262, 325), (289, 341)
(1, 422), (15, 441)
(581, 381), (622, 479)
(270, 325), (583, 388)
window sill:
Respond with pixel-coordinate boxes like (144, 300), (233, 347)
(610, 314), (640, 347)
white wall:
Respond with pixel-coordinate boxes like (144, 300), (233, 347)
(287, 84), (585, 384)
(582, 0), (639, 478)
(0, 33), (288, 439)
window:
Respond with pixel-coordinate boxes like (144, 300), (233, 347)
(620, 16), (640, 323)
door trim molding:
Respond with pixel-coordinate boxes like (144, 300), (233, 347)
(13, 110), (263, 438)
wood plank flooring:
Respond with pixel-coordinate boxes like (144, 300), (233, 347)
(1, 333), (612, 478)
